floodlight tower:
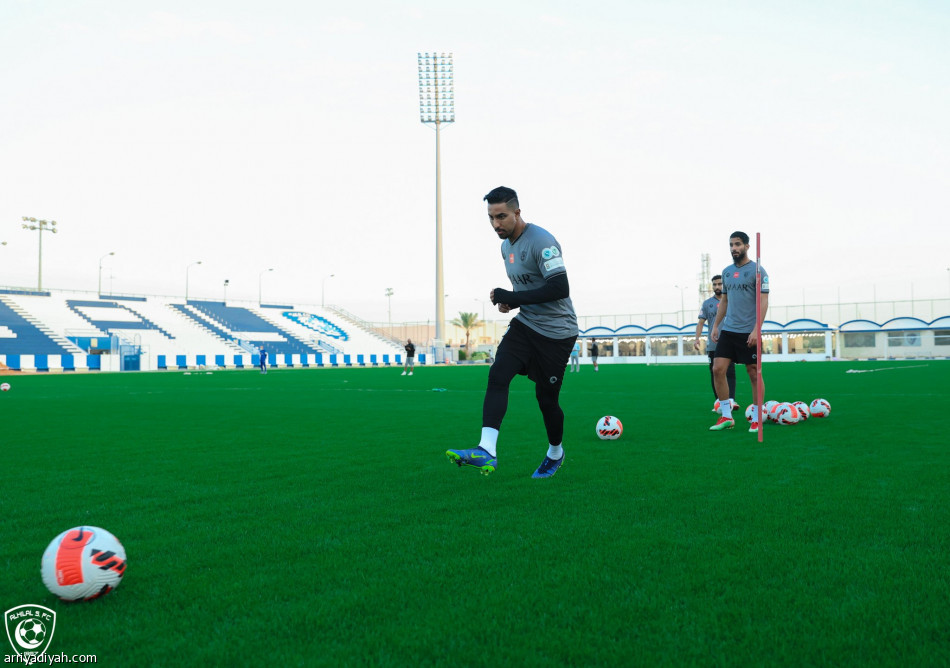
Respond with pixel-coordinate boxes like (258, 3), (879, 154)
(21, 217), (58, 291)
(418, 52), (454, 344)
(698, 253), (711, 301)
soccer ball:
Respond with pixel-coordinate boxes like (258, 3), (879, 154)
(776, 403), (801, 425)
(744, 405), (757, 423)
(792, 401), (810, 421)
(1, 382), (10, 391)
(41, 526), (127, 601)
(766, 401), (785, 423)
(809, 398), (831, 418)
(595, 415), (623, 440)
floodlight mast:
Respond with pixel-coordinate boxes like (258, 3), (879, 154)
(418, 52), (454, 344)
(21, 217), (58, 291)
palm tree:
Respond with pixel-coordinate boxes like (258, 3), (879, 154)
(451, 312), (481, 359)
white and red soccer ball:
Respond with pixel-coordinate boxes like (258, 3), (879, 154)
(41, 526), (127, 601)
(775, 403), (801, 425)
(0, 382), (10, 391)
(792, 401), (810, 421)
(595, 415), (623, 440)
(809, 398), (831, 418)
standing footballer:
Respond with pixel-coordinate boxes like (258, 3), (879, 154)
(695, 275), (738, 412)
(709, 231), (769, 432)
(446, 186), (578, 478)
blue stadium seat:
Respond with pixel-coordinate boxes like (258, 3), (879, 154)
(0, 301), (72, 355)
(67, 300), (174, 339)
(185, 300), (321, 357)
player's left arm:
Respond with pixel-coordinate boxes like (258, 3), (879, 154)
(491, 272), (569, 308)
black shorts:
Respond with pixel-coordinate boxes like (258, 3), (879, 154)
(497, 318), (577, 386)
(714, 330), (758, 365)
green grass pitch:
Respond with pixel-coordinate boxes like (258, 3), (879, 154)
(2, 361), (948, 666)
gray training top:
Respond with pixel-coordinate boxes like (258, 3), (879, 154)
(720, 260), (769, 334)
(501, 223), (578, 340)
(698, 296), (723, 351)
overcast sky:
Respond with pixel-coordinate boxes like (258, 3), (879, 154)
(2, 0), (948, 323)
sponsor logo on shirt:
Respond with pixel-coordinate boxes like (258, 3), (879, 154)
(544, 257), (565, 272)
(509, 253), (515, 264)
(541, 246), (561, 260)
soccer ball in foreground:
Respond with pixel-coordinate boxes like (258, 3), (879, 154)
(792, 401), (810, 421)
(1, 382), (10, 391)
(596, 416), (623, 440)
(776, 403), (801, 425)
(41, 526), (127, 601)
(809, 398), (831, 418)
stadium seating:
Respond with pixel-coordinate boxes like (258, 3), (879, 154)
(0, 290), (405, 371)
(0, 296), (75, 355)
(181, 301), (320, 356)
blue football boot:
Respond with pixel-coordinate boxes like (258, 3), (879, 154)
(531, 452), (565, 479)
(446, 447), (497, 476)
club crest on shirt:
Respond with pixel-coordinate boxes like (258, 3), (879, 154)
(521, 250), (527, 261)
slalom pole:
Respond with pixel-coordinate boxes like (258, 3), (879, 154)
(756, 232), (764, 443)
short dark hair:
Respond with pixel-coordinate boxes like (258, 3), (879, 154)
(711, 274), (722, 282)
(483, 186), (519, 209)
(730, 231), (749, 244)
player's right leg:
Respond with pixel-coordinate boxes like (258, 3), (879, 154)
(710, 343), (737, 430)
(447, 323), (527, 476)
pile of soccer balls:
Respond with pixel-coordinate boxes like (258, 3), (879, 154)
(740, 398), (831, 426)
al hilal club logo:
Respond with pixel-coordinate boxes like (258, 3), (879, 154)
(5, 605), (56, 660)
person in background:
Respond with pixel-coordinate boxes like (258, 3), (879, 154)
(402, 339), (416, 376)
(569, 340), (580, 372)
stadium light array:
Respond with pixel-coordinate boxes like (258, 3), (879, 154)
(21, 217), (58, 291)
(417, 52), (454, 345)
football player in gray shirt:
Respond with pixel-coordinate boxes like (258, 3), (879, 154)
(694, 275), (737, 410)
(709, 231), (770, 432)
(447, 186), (578, 479)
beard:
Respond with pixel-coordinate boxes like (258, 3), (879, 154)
(713, 289), (722, 296)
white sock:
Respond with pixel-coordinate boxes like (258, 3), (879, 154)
(478, 427), (499, 457)
(720, 402), (733, 420)
(547, 444), (563, 460)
